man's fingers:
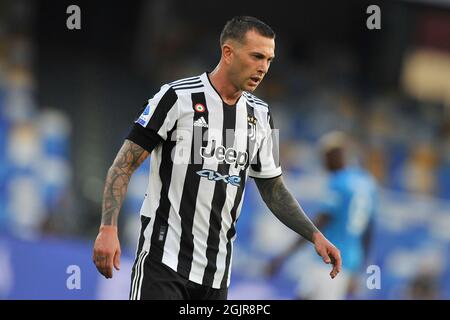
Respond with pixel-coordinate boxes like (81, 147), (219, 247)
(113, 250), (121, 271)
(329, 249), (342, 279)
(332, 249), (342, 271)
(330, 262), (341, 279)
(330, 260), (339, 279)
(94, 253), (113, 278)
(318, 248), (331, 264)
(104, 255), (113, 278)
(97, 259), (109, 277)
(335, 253), (342, 272)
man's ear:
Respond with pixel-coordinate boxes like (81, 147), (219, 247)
(222, 43), (233, 64)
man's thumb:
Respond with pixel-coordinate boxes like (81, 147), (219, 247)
(114, 251), (121, 270)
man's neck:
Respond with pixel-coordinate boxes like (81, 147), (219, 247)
(208, 66), (242, 105)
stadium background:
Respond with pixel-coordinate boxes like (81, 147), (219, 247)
(0, 0), (449, 299)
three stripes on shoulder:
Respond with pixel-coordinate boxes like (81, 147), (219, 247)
(169, 76), (203, 91)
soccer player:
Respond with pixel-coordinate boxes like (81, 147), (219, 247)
(93, 16), (341, 300)
(267, 131), (377, 299)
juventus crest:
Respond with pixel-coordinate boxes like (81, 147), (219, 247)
(247, 115), (257, 141)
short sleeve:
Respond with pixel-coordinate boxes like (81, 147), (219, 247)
(126, 85), (178, 152)
(249, 112), (282, 179)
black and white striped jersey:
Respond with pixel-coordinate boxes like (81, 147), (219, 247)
(127, 72), (282, 289)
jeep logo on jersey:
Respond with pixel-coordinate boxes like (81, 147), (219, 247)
(196, 169), (241, 187)
(200, 139), (248, 169)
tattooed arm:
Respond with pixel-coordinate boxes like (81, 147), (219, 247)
(93, 139), (149, 278)
(101, 140), (149, 226)
(255, 175), (342, 279)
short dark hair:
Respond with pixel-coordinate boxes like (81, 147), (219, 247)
(220, 16), (275, 46)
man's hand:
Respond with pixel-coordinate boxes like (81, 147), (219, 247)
(312, 232), (342, 279)
(93, 225), (121, 279)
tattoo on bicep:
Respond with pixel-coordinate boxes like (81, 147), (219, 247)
(255, 176), (318, 242)
(101, 140), (148, 226)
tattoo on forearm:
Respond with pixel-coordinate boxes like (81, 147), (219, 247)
(101, 140), (149, 226)
(255, 176), (319, 242)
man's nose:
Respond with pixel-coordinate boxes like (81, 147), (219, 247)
(258, 61), (269, 74)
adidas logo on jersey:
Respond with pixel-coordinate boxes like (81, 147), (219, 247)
(193, 116), (208, 128)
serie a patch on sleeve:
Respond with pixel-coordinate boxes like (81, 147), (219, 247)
(136, 103), (151, 127)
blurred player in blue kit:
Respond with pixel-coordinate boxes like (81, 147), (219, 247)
(267, 131), (378, 299)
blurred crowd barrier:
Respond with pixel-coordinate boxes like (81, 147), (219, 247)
(0, 233), (134, 299)
(1, 180), (448, 299)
